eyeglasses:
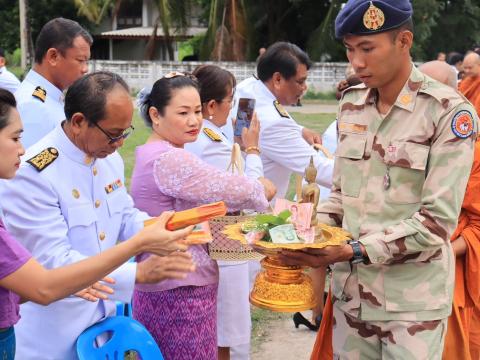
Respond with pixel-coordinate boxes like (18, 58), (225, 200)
(93, 122), (135, 144)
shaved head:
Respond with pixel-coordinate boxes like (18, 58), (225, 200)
(463, 52), (480, 78)
(419, 60), (457, 88)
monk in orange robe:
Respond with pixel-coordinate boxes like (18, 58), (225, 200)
(443, 140), (480, 360)
(459, 52), (480, 116)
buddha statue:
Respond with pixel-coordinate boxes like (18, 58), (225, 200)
(300, 156), (320, 226)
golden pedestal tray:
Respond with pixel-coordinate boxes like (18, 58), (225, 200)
(223, 222), (351, 312)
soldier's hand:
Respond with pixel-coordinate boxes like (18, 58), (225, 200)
(242, 112), (261, 152)
(139, 211), (194, 256)
(279, 245), (353, 268)
(258, 177), (277, 201)
(302, 127), (322, 145)
(135, 252), (195, 284)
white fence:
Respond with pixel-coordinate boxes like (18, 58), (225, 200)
(89, 60), (349, 92)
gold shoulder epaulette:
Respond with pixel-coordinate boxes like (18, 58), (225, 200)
(273, 100), (289, 118)
(203, 128), (222, 142)
(26, 147), (58, 172)
(32, 86), (47, 103)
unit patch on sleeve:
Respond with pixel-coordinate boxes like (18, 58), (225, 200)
(27, 147), (59, 171)
(451, 110), (474, 139)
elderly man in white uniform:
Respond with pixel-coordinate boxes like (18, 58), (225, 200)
(0, 72), (192, 360)
(15, 18), (91, 148)
(185, 65), (276, 360)
(232, 42), (334, 199)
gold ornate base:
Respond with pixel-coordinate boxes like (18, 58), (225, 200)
(249, 257), (316, 312)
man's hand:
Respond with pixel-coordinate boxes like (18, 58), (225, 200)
(135, 252), (195, 284)
(75, 277), (115, 302)
(140, 211), (194, 255)
(279, 245), (353, 268)
(302, 127), (322, 145)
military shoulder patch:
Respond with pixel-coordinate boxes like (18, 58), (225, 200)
(27, 147), (58, 172)
(32, 86), (46, 102)
(451, 110), (474, 139)
(203, 128), (222, 142)
(273, 100), (289, 118)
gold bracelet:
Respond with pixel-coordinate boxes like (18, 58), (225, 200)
(245, 146), (261, 154)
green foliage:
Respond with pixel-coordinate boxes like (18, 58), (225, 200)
(422, 0), (480, 60)
(178, 34), (205, 60)
(5, 49), (22, 67)
(0, 0), (92, 54)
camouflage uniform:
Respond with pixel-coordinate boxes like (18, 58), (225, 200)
(317, 66), (477, 358)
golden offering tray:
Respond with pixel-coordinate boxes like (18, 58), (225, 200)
(223, 222), (351, 312)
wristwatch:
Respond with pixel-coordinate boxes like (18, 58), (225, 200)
(349, 240), (364, 264)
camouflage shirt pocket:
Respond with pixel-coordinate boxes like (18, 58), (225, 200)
(336, 133), (367, 198)
(384, 142), (429, 204)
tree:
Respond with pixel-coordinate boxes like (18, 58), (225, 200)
(200, 0), (248, 61)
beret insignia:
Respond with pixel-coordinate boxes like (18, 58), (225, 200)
(203, 128), (222, 142)
(451, 110), (474, 139)
(274, 100), (289, 118)
(32, 86), (47, 103)
(26, 147), (58, 172)
(363, 2), (385, 31)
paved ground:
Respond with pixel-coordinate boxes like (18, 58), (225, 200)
(251, 311), (318, 360)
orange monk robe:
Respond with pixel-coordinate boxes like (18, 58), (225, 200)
(459, 76), (480, 116)
(443, 141), (480, 360)
(310, 290), (333, 360)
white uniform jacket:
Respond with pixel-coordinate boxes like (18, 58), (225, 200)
(15, 70), (65, 148)
(0, 66), (20, 94)
(0, 124), (148, 359)
(233, 77), (334, 198)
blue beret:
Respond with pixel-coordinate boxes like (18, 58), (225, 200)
(335, 0), (413, 39)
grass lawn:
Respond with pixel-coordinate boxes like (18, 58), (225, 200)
(119, 111), (335, 189)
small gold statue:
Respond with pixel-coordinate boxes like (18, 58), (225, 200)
(300, 156), (320, 226)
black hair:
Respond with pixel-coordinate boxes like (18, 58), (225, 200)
(0, 89), (16, 130)
(34, 18), (93, 64)
(0, 48), (4, 58)
(139, 74), (200, 128)
(64, 71), (129, 126)
(447, 52), (464, 66)
(257, 42), (312, 82)
(192, 65), (236, 104)
(389, 18), (414, 42)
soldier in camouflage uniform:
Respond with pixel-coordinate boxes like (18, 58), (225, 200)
(280, 1), (478, 359)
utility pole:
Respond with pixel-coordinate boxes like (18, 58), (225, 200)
(19, 0), (29, 70)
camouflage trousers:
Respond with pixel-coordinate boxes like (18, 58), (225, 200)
(332, 305), (447, 360)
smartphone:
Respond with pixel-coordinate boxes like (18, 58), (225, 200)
(234, 98), (256, 136)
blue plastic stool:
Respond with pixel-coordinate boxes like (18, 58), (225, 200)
(115, 301), (133, 317)
(76, 316), (163, 360)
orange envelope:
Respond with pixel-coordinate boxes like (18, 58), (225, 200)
(144, 201), (227, 229)
(144, 202), (227, 245)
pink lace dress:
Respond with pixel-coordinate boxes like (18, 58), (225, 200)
(130, 140), (268, 359)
